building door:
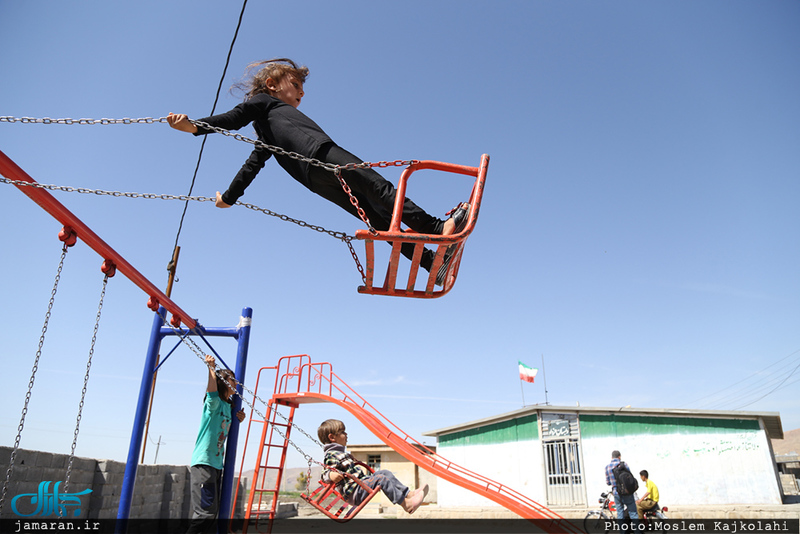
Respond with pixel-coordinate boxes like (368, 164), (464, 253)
(541, 413), (586, 506)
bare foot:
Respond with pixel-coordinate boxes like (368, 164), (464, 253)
(402, 488), (425, 514)
(442, 217), (456, 236)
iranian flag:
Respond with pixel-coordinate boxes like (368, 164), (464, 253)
(518, 361), (538, 383)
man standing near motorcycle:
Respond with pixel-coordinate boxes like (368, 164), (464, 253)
(604, 450), (640, 529)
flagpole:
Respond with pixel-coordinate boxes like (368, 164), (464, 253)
(520, 373), (526, 407)
(542, 354), (550, 405)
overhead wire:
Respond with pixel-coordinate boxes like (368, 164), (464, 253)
(731, 359), (800, 410)
(170, 0), (249, 261)
(677, 348), (800, 411)
(702, 350), (800, 410)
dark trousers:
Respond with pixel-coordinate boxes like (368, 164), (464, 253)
(186, 465), (222, 534)
(308, 144), (444, 270)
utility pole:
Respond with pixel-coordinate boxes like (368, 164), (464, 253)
(141, 246), (180, 463)
(153, 435), (164, 464)
(542, 354), (550, 405)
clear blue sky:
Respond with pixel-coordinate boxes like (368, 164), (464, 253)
(1, 0), (798, 473)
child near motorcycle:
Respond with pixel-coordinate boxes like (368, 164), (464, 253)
(636, 470), (660, 517)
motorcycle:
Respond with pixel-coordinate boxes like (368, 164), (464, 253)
(584, 491), (668, 533)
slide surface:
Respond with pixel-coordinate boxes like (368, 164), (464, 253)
(273, 388), (582, 534)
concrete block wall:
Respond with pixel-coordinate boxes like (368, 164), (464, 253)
(0, 446), (244, 520)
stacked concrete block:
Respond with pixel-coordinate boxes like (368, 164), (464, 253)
(91, 459), (125, 518)
(0, 448), (43, 520)
(0, 447), (196, 520)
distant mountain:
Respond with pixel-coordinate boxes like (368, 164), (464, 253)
(772, 428), (800, 456)
(238, 466), (324, 493)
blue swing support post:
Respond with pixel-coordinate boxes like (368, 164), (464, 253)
(117, 307), (252, 534)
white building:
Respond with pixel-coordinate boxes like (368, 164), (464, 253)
(423, 406), (784, 508)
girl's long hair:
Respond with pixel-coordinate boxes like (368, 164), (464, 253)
(231, 58), (309, 100)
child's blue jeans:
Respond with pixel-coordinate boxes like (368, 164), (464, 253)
(350, 469), (409, 506)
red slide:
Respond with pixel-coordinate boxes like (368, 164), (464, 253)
(247, 356), (582, 533)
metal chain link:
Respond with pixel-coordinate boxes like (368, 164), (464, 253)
(62, 273), (109, 502)
(0, 116), (168, 126)
(1, 115), (419, 236)
(154, 310), (327, 470)
(1, 114), (421, 281)
(0, 176), (344, 239)
(305, 459), (314, 496)
(0, 243), (70, 515)
(0, 176), (366, 282)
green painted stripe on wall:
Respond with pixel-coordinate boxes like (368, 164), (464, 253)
(439, 414), (539, 446)
(579, 414), (760, 439)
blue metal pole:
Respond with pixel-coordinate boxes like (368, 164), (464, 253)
(218, 307), (252, 533)
(116, 307), (166, 532)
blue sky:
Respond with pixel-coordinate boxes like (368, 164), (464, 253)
(1, 0), (798, 474)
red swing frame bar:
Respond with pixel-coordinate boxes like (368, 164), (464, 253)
(355, 154), (489, 298)
(0, 149), (195, 328)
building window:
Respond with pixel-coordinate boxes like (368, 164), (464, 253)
(367, 454), (381, 471)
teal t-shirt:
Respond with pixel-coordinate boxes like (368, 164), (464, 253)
(190, 391), (233, 470)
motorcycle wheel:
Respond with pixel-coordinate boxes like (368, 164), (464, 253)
(584, 511), (611, 534)
(648, 514), (664, 530)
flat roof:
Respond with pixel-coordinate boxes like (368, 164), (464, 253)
(423, 405), (784, 440)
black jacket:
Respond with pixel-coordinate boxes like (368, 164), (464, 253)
(194, 93), (333, 205)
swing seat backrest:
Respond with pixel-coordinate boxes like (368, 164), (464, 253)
(355, 155), (489, 299)
(300, 461), (381, 522)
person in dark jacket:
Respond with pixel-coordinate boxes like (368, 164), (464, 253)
(167, 58), (468, 281)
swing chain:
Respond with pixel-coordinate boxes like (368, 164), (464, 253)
(154, 309), (330, 471)
(333, 167), (376, 235)
(3, 115), (421, 280)
(63, 273), (108, 500)
(305, 460), (314, 496)
(0, 176), (355, 242)
(0, 116), (167, 126)
(0, 243), (70, 515)
(2, 115), (420, 236)
(190, 118), (418, 235)
(0, 176), (214, 202)
(189, 119), (383, 234)
(346, 240), (367, 283)
(4, 175), (367, 282)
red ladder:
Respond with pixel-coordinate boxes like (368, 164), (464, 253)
(356, 154), (489, 298)
(236, 363), (305, 534)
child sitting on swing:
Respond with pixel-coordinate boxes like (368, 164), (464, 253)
(317, 418), (428, 514)
(167, 58), (469, 284)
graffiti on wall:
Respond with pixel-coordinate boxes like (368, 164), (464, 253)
(654, 432), (761, 460)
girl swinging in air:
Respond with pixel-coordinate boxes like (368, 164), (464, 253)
(167, 58), (469, 284)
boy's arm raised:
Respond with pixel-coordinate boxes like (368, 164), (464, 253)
(204, 355), (218, 393)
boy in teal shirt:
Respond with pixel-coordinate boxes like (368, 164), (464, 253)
(186, 355), (246, 534)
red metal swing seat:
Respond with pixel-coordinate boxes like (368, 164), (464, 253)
(300, 461), (381, 522)
(355, 154), (489, 299)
